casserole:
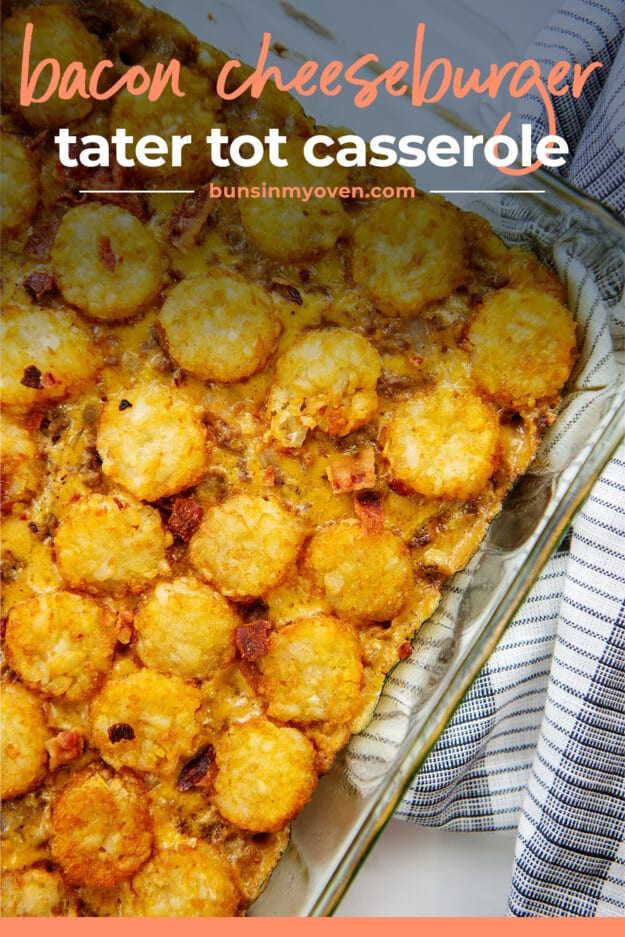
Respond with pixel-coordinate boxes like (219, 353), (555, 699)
(1, 0), (623, 917)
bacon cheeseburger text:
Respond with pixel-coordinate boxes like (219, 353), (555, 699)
(20, 22), (602, 176)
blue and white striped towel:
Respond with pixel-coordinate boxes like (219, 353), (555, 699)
(400, 0), (625, 917)
(349, 0), (625, 917)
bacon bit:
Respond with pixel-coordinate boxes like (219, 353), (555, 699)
(167, 497), (204, 542)
(388, 478), (413, 497)
(398, 641), (412, 660)
(108, 723), (135, 743)
(24, 225), (57, 262)
(167, 186), (214, 253)
(354, 490), (384, 534)
(55, 157), (143, 215)
(235, 620), (270, 661)
(41, 372), (61, 387)
(409, 355), (424, 366)
(46, 729), (84, 771)
(24, 410), (45, 434)
(176, 745), (216, 792)
(88, 167), (144, 216)
(327, 447), (376, 495)
(112, 497), (125, 511)
(20, 365), (43, 389)
(24, 271), (57, 302)
(97, 235), (118, 272)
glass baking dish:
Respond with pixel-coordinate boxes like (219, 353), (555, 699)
(157, 0), (624, 915)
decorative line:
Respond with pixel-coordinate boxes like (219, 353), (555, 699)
(429, 189), (547, 194)
(78, 189), (195, 194)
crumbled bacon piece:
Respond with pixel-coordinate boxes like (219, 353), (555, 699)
(167, 187), (214, 253)
(235, 620), (270, 661)
(41, 371), (61, 387)
(176, 745), (216, 792)
(108, 723), (135, 743)
(20, 365), (43, 389)
(97, 235), (117, 272)
(24, 270), (56, 302)
(24, 225), (58, 261)
(398, 641), (412, 660)
(388, 478), (413, 497)
(46, 729), (84, 771)
(55, 156), (143, 215)
(354, 490), (384, 534)
(24, 410), (45, 434)
(327, 447), (376, 495)
(167, 497), (204, 542)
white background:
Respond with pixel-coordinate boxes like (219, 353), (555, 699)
(337, 0), (566, 917)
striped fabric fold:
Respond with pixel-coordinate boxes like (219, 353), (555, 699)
(361, 0), (625, 917)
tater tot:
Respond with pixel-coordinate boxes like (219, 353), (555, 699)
(5, 592), (116, 701)
(111, 64), (224, 184)
(189, 494), (304, 601)
(257, 615), (363, 724)
(0, 415), (42, 508)
(89, 669), (204, 776)
(0, 134), (39, 236)
(135, 577), (240, 679)
(50, 765), (153, 888)
(383, 387), (500, 500)
(158, 270), (280, 382)
(97, 383), (210, 501)
(238, 142), (348, 261)
(267, 328), (381, 448)
(52, 204), (162, 321)
(0, 305), (101, 409)
(1, 683), (49, 800)
(54, 493), (171, 595)
(213, 718), (316, 832)
(305, 520), (413, 622)
(1, 5), (102, 128)
(123, 844), (241, 916)
(352, 196), (468, 316)
(469, 287), (578, 408)
(0, 868), (77, 917)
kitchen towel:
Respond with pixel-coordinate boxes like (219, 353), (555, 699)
(348, 0), (625, 917)
(401, 0), (625, 916)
